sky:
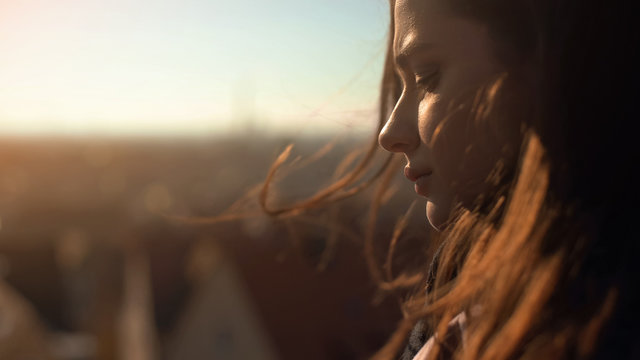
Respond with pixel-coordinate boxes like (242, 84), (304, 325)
(0, 0), (389, 136)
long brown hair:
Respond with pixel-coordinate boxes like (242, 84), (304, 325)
(371, 0), (639, 359)
(260, 0), (639, 358)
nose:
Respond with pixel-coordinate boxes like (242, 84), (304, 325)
(378, 93), (420, 153)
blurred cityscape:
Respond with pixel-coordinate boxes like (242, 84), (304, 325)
(0, 135), (431, 360)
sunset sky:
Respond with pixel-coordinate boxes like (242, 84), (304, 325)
(0, 0), (388, 136)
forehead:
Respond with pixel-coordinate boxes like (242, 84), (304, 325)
(393, 0), (491, 62)
(393, 0), (444, 52)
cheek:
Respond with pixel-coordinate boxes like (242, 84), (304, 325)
(417, 94), (473, 191)
(417, 94), (440, 144)
(429, 96), (510, 206)
(432, 109), (477, 187)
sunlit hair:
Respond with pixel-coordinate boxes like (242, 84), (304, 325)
(371, 0), (638, 359)
(258, 0), (638, 359)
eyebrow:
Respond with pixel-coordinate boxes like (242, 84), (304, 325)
(394, 42), (436, 69)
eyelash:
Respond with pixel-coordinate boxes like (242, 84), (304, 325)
(415, 69), (441, 93)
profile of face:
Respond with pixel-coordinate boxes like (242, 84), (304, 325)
(379, 0), (521, 230)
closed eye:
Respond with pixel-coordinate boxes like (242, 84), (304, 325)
(415, 68), (441, 93)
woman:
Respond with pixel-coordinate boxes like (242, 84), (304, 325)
(373, 0), (639, 359)
(262, 0), (639, 358)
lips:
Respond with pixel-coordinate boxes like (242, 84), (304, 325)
(404, 166), (433, 197)
(414, 175), (431, 197)
(404, 166), (432, 182)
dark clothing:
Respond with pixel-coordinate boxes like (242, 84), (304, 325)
(399, 241), (447, 360)
(400, 320), (429, 360)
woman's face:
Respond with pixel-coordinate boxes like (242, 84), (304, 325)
(379, 0), (521, 230)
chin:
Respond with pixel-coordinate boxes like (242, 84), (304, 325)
(426, 200), (450, 231)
